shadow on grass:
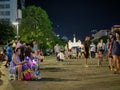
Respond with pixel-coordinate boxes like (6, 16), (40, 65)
(40, 67), (66, 72)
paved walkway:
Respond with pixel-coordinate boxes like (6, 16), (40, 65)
(0, 56), (120, 90)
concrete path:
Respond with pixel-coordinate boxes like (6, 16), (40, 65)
(0, 56), (120, 90)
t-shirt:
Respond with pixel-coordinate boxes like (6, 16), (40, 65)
(90, 44), (96, 52)
(57, 52), (65, 60)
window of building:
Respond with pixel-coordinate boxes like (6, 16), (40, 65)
(5, 4), (10, 8)
(0, 11), (10, 16)
(5, 11), (10, 15)
(0, 4), (4, 9)
(0, 4), (10, 9)
(0, 0), (10, 1)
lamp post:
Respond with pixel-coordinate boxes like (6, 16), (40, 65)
(12, 22), (19, 41)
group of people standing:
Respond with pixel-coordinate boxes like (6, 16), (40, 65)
(81, 31), (120, 74)
(54, 30), (120, 74)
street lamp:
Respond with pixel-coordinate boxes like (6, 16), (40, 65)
(12, 22), (19, 41)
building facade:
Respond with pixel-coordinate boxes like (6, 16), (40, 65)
(0, 0), (17, 23)
(0, 0), (24, 23)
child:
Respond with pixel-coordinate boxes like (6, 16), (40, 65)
(57, 51), (65, 62)
(98, 51), (103, 66)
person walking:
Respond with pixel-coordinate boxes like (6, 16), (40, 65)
(84, 36), (90, 67)
(110, 31), (120, 74)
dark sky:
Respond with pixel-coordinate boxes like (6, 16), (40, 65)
(25, 0), (120, 41)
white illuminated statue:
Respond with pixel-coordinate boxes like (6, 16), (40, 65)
(68, 34), (82, 49)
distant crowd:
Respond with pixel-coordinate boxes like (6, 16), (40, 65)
(0, 30), (120, 80)
(54, 30), (120, 74)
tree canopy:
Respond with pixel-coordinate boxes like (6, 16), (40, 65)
(0, 22), (15, 44)
(20, 6), (65, 50)
(20, 6), (52, 43)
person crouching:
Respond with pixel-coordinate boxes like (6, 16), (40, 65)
(57, 51), (65, 62)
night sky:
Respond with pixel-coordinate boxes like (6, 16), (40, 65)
(26, 0), (120, 41)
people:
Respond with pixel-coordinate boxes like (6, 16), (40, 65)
(84, 36), (90, 67)
(90, 42), (96, 58)
(81, 43), (85, 57)
(54, 44), (61, 56)
(57, 50), (65, 61)
(32, 40), (38, 53)
(4, 43), (12, 68)
(64, 44), (69, 59)
(98, 50), (103, 66)
(24, 43), (33, 58)
(9, 48), (27, 80)
(110, 31), (120, 74)
(97, 39), (105, 66)
(108, 38), (113, 71)
(16, 40), (21, 49)
(97, 39), (105, 55)
(20, 43), (26, 61)
(106, 39), (109, 60)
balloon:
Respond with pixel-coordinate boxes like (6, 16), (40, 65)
(27, 64), (31, 68)
(22, 63), (29, 70)
(35, 71), (40, 76)
(25, 56), (30, 61)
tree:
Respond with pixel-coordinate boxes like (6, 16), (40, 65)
(19, 6), (53, 45)
(0, 22), (15, 44)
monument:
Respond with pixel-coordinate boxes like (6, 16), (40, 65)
(68, 34), (82, 49)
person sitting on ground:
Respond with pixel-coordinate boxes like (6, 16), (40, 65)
(57, 51), (65, 61)
(9, 48), (27, 80)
